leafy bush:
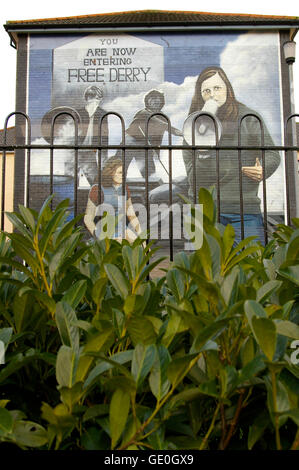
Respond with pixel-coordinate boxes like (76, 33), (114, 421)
(0, 191), (298, 450)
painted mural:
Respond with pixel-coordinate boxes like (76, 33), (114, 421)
(27, 31), (284, 246)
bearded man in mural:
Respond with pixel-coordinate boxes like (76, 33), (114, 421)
(119, 89), (183, 180)
(182, 66), (281, 244)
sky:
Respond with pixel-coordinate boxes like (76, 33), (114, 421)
(0, 0), (299, 128)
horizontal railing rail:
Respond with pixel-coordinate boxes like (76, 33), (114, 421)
(0, 110), (298, 260)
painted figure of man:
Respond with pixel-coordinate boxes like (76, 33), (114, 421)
(119, 89), (183, 179)
(77, 85), (109, 185)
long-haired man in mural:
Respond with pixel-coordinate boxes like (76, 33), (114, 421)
(77, 85), (109, 185)
(182, 66), (281, 244)
(119, 89), (183, 180)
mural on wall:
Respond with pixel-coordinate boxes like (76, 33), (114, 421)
(27, 31), (284, 245)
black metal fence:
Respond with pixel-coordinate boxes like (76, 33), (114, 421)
(0, 110), (298, 260)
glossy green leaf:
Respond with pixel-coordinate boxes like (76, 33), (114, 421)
(84, 350), (133, 389)
(198, 379), (220, 398)
(18, 206), (36, 233)
(191, 319), (230, 353)
(257, 280), (282, 304)
(5, 212), (33, 241)
(39, 208), (67, 254)
(127, 315), (157, 346)
(220, 266), (239, 307)
(222, 223), (235, 261)
(104, 263), (129, 298)
(55, 302), (79, 352)
(62, 280), (87, 309)
(83, 327), (115, 354)
(167, 354), (197, 387)
(13, 421), (48, 448)
(251, 317), (277, 361)
(248, 412), (269, 449)
(286, 230), (299, 260)
(219, 365), (238, 397)
(131, 344), (156, 389)
(91, 278), (107, 306)
(244, 300), (267, 329)
(149, 345), (171, 401)
(280, 409), (299, 427)
(166, 268), (185, 301)
(240, 336), (256, 367)
(0, 407), (13, 433)
(56, 345), (78, 388)
(279, 368), (299, 396)
(59, 382), (84, 411)
(198, 187), (216, 224)
(122, 245), (144, 281)
(224, 245), (259, 274)
(0, 328), (13, 347)
(278, 265), (299, 286)
(124, 294), (147, 316)
(48, 233), (81, 280)
(275, 320), (299, 339)
(238, 355), (265, 384)
(265, 376), (290, 428)
(20, 289), (56, 315)
(109, 388), (130, 449)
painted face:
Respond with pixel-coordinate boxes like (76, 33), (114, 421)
(113, 165), (123, 185)
(147, 96), (163, 112)
(201, 73), (227, 107)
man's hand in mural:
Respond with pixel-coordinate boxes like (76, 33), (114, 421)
(242, 158), (263, 182)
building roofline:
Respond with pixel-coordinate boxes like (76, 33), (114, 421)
(5, 9), (299, 25)
(4, 10), (299, 49)
(4, 9), (299, 29)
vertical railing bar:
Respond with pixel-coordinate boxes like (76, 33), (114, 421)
(260, 123), (268, 245)
(1, 133), (7, 231)
(50, 118), (54, 211)
(238, 118), (245, 241)
(239, 113), (267, 243)
(191, 112), (221, 212)
(145, 116), (150, 250)
(26, 121), (32, 209)
(73, 119), (79, 219)
(215, 118), (220, 223)
(2, 112), (31, 229)
(97, 112), (126, 239)
(191, 117), (197, 206)
(147, 112), (174, 261)
(49, 111), (79, 215)
(168, 119), (173, 262)
(284, 113), (299, 226)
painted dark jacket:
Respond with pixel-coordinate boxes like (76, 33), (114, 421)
(78, 106), (109, 149)
(182, 103), (281, 214)
(126, 107), (181, 151)
(76, 106), (109, 184)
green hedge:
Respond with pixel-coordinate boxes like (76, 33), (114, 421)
(0, 190), (299, 450)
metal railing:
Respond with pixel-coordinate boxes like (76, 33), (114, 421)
(0, 110), (298, 260)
